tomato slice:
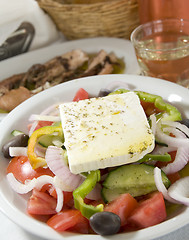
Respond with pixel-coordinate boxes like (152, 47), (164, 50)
(35, 121), (54, 130)
(7, 156), (54, 183)
(28, 120), (54, 132)
(167, 172), (181, 184)
(73, 88), (89, 102)
(47, 209), (89, 233)
(27, 189), (57, 215)
(140, 101), (162, 117)
(48, 186), (73, 205)
(127, 192), (167, 229)
(68, 214), (90, 234)
(104, 193), (138, 226)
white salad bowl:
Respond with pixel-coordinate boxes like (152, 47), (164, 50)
(0, 74), (189, 240)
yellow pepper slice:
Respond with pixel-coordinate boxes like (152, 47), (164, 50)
(27, 126), (63, 169)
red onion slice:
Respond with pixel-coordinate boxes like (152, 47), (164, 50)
(168, 176), (189, 206)
(34, 144), (46, 158)
(154, 167), (179, 204)
(152, 145), (177, 155)
(162, 147), (189, 174)
(163, 127), (187, 139)
(155, 120), (189, 174)
(6, 173), (64, 212)
(29, 103), (59, 136)
(29, 114), (60, 122)
(45, 146), (83, 191)
(7, 173), (37, 194)
(53, 176), (77, 192)
(162, 120), (189, 138)
(156, 122), (189, 148)
(34, 175), (63, 212)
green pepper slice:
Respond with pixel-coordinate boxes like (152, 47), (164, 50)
(138, 153), (171, 163)
(73, 170), (104, 219)
(110, 89), (182, 122)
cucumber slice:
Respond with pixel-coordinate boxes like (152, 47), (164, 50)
(38, 135), (63, 148)
(11, 130), (25, 136)
(155, 139), (168, 147)
(52, 121), (61, 127)
(102, 164), (170, 203)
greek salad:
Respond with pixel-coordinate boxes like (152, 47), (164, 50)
(2, 83), (189, 235)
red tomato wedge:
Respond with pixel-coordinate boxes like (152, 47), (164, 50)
(127, 192), (167, 229)
(34, 121), (54, 131)
(48, 186), (73, 205)
(104, 193), (138, 226)
(27, 189), (57, 215)
(73, 88), (89, 102)
(28, 120), (53, 132)
(140, 101), (162, 117)
(47, 209), (89, 233)
(68, 215), (90, 234)
(6, 156), (54, 183)
(167, 172), (181, 184)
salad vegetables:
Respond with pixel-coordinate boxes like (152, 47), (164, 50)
(2, 83), (189, 235)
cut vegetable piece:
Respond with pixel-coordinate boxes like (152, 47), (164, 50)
(154, 167), (179, 204)
(104, 193), (138, 226)
(38, 135), (63, 148)
(73, 88), (89, 102)
(27, 126), (63, 169)
(27, 189), (57, 215)
(6, 156), (54, 183)
(47, 209), (89, 233)
(45, 146), (83, 191)
(102, 164), (171, 202)
(138, 153), (171, 163)
(168, 176), (189, 206)
(73, 170), (104, 219)
(11, 130), (25, 136)
(127, 192), (167, 229)
(155, 139), (168, 147)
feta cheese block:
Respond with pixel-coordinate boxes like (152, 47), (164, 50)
(59, 92), (155, 174)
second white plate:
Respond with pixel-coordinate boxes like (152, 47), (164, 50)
(0, 37), (140, 81)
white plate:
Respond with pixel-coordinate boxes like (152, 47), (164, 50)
(0, 74), (189, 240)
(0, 37), (139, 121)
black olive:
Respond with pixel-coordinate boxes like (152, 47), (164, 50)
(179, 119), (189, 128)
(89, 212), (121, 235)
(2, 134), (29, 159)
(98, 88), (112, 97)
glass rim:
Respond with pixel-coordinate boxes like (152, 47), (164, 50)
(130, 18), (189, 52)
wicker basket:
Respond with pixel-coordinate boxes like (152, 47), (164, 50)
(37, 0), (140, 40)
